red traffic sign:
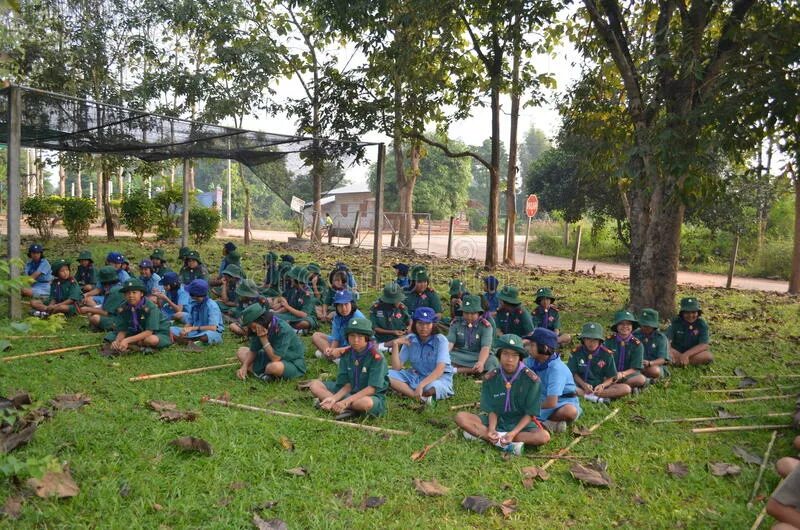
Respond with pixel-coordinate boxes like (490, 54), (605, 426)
(525, 194), (539, 218)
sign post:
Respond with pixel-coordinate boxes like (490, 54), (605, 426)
(522, 194), (538, 266)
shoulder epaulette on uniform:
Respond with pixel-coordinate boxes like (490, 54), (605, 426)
(481, 318), (491, 327)
(630, 336), (641, 345)
(524, 368), (539, 382)
(600, 345), (613, 354)
(515, 308), (522, 314)
(369, 345), (383, 361)
(398, 303), (406, 309)
(484, 369), (499, 381)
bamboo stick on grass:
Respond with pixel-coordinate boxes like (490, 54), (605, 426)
(2, 343), (99, 362)
(541, 408), (620, 471)
(747, 430), (778, 508)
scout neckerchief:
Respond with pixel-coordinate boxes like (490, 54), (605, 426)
(484, 291), (499, 312)
(614, 333), (632, 370)
(680, 316), (700, 336)
(350, 341), (376, 390)
(463, 317), (486, 349)
(190, 296), (210, 328)
(76, 265), (93, 285)
(531, 352), (559, 373)
(52, 277), (65, 302)
(582, 345), (601, 382)
(538, 305), (555, 330)
(500, 362), (526, 412)
(26, 258), (42, 276)
(166, 285), (180, 304)
(129, 298), (147, 333)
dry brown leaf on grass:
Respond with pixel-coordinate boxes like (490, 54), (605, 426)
(521, 466), (550, 481)
(252, 514), (288, 530)
(217, 391), (231, 403)
(360, 496), (386, 510)
(169, 436), (213, 456)
(570, 463), (613, 487)
(9, 392), (32, 408)
(708, 462), (741, 476)
(738, 377), (758, 388)
(159, 411), (198, 423)
(522, 477), (535, 489)
(0, 424), (36, 454)
(732, 445), (763, 465)
(499, 499), (517, 518)
(572, 426), (593, 437)
(26, 466), (80, 498)
(667, 462), (689, 478)
(284, 467), (308, 477)
(1, 496), (23, 519)
(413, 478), (449, 496)
(461, 495), (495, 514)
(50, 394), (91, 410)
(147, 400), (177, 412)
(229, 481), (247, 491)
(278, 436), (295, 452)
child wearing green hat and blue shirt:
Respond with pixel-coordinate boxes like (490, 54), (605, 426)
(75, 250), (97, 292)
(137, 259), (163, 303)
(634, 308), (670, 382)
(495, 285), (535, 338)
(523, 328), (581, 433)
(447, 294), (498, 374)
(307, 317), (389, 420)
(30, 259), (82, 317)
(235, 303), (307, 382)
(154, 272), (190, 321)
(102, 278), (173, 355)
(603, 310), (647, 390)
(312, 290), (365, 362)
(455, 333), (550, 455)
(568, 322), (631, 402)
(667, 297), (713, 366)
(389, 307), (454, 404)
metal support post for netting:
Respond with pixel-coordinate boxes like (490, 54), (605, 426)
(181, 158), (190, 248)
(6, 87), (22, 318)
(372, 143), (385, 288)
(522, 216), (532, 266)
(447, 216), (455, 259)
(226, 158), (232, 223)
(571, 224), (583, 273)
(727, 234), (740, 289)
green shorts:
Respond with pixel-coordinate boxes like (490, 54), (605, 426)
(323, 381), (386, 417)
(276, 313), (318, 331)
(97, 315), (118, 331)
(479, 413), (539, 433)
(103, 331), (172, 349)
(449, 348), (499, 372)
(252, 350), (306, 380)
(618, 370), (642, 382)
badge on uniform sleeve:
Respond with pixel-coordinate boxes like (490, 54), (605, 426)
(598, 361), (606, 368)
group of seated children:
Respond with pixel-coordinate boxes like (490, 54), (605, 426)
(21, 243), (713, 455)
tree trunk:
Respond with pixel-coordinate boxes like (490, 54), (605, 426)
(59, 163), (66, 197)
(118, 167), (124, 198)
(485, 78), (501, 268)
(238, 162), (252, 244)
(102, 164), (115, 240)
(789, 174), (800, 294)
(76, 161), (83, 198)
(504, 43), (521, 264)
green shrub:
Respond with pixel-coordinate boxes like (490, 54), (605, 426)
(60, 197), (97, 242)
(188, 206), (220, 245)
(120, 188), (157, 242)
(153, 187), (183, 242)
(20, 195), (60, 240)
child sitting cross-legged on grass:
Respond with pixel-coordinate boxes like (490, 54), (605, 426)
(30, 259), (82, 318)
(169, 279), (223, 349)
(454, 334), (550, 456)
(102, 278), (173, 356)
(569, 322), (631, 403)
(307, 317), (389, 420)
(235, 303), (306, 382)
(767, 436), (800, 529)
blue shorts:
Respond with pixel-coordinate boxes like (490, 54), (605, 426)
(387, 369), (454, 400)
(169, 326), (223, 345)
(538, 397), (581, 421)
(31, 283), (50, 297)
(93, 295), (105, 306)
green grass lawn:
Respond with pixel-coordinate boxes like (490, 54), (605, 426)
(1, 235), (799, 528)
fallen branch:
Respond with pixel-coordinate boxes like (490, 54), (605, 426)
(449, 402), (479, 411)
(748, 430), (778, 508)
(751, 477), (786, 530)
(702, 374), (800, 380)
(525, 454), (590, 461)
(652, 412), (792, 424)
(710, 394), (795, 404)
(541, 408), (620, 471)
(6, 335), (58, 340)
(692, 424), (792, 434)
(2, 344), (100, 362)
(205, 398), (410, 436)
(411, 428), (458, 461)
(695, 385), (800, 394)
(129, 362), (239, 382)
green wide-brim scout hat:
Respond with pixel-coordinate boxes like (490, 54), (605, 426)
(185, 250), (202, 263)
(638, 308), (660, 328)
(178, 247), (191, 259)
(345, 317), (373, 337)
(241, 303), (267, 326)
(294, 267), (310, 284)
(120, 278), (147, 293)
(449, 279), (466, 296)
(226, 250), (241, 264)
(611, 309), (639, 331)
(98, 266), (119, 283)
(235, 279), (261, 299)
(285, 265), (301, 280)
(461, 294), (483, 313)
(680, 297), (702, 314)
(222, 264), (243, 279)
(495, 333), (527, 357)
(497, 285), (521, 304)
(265, 251), (278, 262)
(51, 259), (71, 272)
(77, 250), (93, 261)
(579, 322), (605, 340)
(306, 262), (321, 274)
(411, 268), (429, 282)
(380, 282), (406, 304)
(150, 248), (166, 260)
(535, 287), (555, 303)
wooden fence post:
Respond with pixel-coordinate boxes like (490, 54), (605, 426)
(571, 224), (583, 273)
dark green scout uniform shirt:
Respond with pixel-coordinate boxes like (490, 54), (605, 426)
(333, 346), (390, 396)
(405, 288), (443, 314)
(180, 266), (207, 285)
(567, 345), (617, 386)
(47, 278), (82, 305)
(666, 317), (709, 353)
(276, 286), (316, 323)
(248, 317), (306, 377)
(495, 306), (534, 337)
(369, 302), (411, 342)
(602, 335), (643, 372)
(152, 265), (172, 277)
(112, 299), (171, 337)
(75, 265), (97, 287)
(633, 329), (670, 362)
(532, 306), (561, 331)
(447, 317), (494, 353)
(480, 366), (542, 432)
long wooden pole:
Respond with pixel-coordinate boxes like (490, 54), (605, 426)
(702, 375), (800, 380)
(129, 362), (238, 382)
(412, 427), (458, 461)
(371, 143), (385, 288)
(751, 477), (786, 530)
(695, 385), (800, 394)
(652, 412), (792, 424)
(710, 394), (795, 404)
(571, 224), (582, 273)
(541, 408), (619, 470)
(7, 86), (22, 319)
(748, 430), (778, 508)
(6, 335), (59, 340)
(206, 398), (410, 436)
(449, 402), (479, 411)
(2, 344), (99, 362)
(693, 424), (792, 434)
(522, 216), (531, 266)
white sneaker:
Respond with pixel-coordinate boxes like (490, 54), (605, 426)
(420, 396), (434, 406)
(332, 357), (340, 365)
(543, 420), (567, 433)
(584, 393), (604, 403)
(462, 430), (479, 441)
(502, 442), (524, 456)
(314, 349), (324, 359)
(377, 343), (389, 353)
